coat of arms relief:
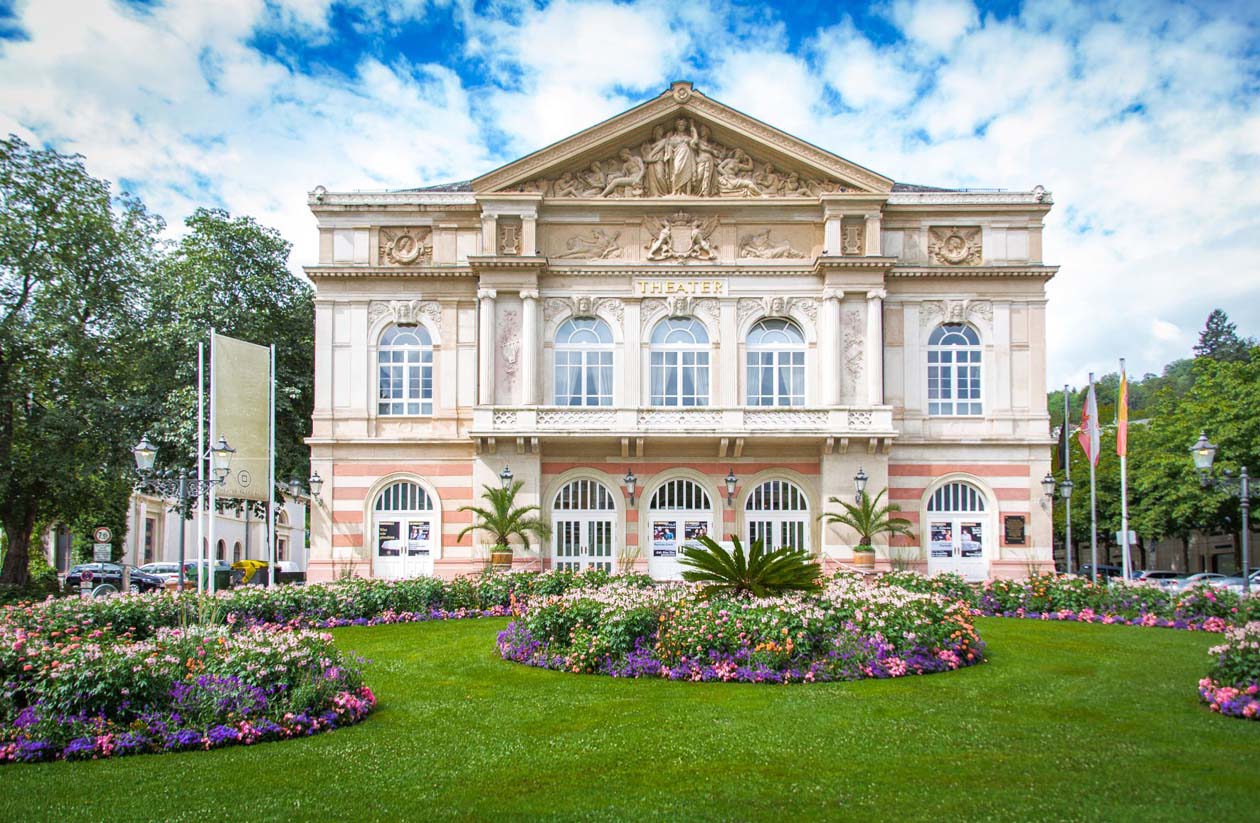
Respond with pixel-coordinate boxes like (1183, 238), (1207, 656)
(506, 116), (849, 199)
(643, 212), (719, 261)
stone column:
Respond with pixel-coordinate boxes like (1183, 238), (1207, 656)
(821, 288), (843, 406)
(864, 213), (882, 257)
(522, 215), (537, 257)
(477, 288), (497, 405)
(480, 214), (497, 255)
(866, 289), (886, 405)
(519, 290), (539, 405)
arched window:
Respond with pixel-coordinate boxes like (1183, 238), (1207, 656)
(928, 482), (986, 514)
(926, 480), (989, 579)
(216, 539), (226, 561)
(551, 479), (616, 572)
(746, 319), (805, 406)
(927, 324), (982, 416)
(745, 479), (809, 550)
(232, 541), (242, 562)
(650, 318), (710, 406)
(378, 324), (434, 416)
(373, 481), (438, 578)
(554, 317), (614, 406)
(648, 478), (712, 511)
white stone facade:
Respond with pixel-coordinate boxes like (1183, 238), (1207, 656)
(305, 83), (1056, 583)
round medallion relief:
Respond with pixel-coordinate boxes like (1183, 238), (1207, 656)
(939, 233), (971, 264)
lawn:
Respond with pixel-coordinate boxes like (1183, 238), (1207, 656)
(1, 617), (1257, 822)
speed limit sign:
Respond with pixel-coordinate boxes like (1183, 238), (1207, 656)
(93, 526), (112, 543)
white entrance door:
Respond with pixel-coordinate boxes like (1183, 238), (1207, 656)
(745, 479), (810, 551)
(373, 481), (437, 579)
(926, 482), (989, 581)
(647, 478), (715, 580)
(551, 479), (617, 573)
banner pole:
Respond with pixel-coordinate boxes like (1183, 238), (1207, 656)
(1088, 371), (1098, 584)
(1063, 384), (1073, 575)
(268, 344), (276, 587)
(208, 330), (217, 597)
(197, 340), (205, 596)
(1119, 358), (1132, 582)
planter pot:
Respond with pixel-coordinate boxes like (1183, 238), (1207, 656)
(490, 549), (514, 570)
(852, 550), (876, 569)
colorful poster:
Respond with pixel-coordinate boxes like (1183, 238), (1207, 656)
(378, 522), (401, 557)
(684, 521), (709, 542)
(407, 522), (431, 556)
(930, 522), (953, 558)
(652, 520), (676, 557)
(960, 522), (983, 558)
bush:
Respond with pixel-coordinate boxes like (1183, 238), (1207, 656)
(1200, 621), (1260, 720)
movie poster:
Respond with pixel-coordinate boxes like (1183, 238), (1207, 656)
(929, 522), (953, 558)
(684, 521), (709, 542)
(378, 522), (401, 557)
(960, 522), (983, 558)
(407, 522), (431, 556)
(652, 520), (677, 557)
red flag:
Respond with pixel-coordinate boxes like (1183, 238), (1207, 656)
(1078, 383), (1100, 466)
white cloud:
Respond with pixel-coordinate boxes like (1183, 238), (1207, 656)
(887, 0), (979, 54)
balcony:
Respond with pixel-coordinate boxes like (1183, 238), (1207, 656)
(470, 406), (896, 454)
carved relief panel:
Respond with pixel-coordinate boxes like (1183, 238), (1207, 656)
(378, 227), (433, 265)
(927, 227), (982, 265)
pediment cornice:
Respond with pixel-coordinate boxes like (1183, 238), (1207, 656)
(472, 82), (893, 197)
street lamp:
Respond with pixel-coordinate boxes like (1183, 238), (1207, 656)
(1188, 431), (1252, 594)
(622, 469), (638, 507)
(854, 467), (869, 504)
(725, 468), (738, 505)
(1041, 472), (1057, 497)
(131, 435), (235, 592)
(1047, 476), (1076, 575)
(287, 477), (303, 499)
(500, 465), (513, 489)
(308, 471), (324, 500)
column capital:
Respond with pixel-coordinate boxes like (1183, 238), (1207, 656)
(822, 287), (845, 302)
(866, 288), (887, 301)
(519, 289), (540, 301)
(478, 288), (498, 301)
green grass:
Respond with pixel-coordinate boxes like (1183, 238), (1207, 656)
(2, 617), (1257, 822)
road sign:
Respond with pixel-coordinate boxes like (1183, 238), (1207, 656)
(93, 526), (112, 543)
(93, 542), (111, 561)
(1115, 530), (1137, 545)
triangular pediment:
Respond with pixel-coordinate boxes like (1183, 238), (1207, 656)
(472, 82), (893, 198)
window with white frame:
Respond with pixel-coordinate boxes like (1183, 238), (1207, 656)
(927, 324), (982, 416)
(650, 317), (710, 406)
(745, 319), (805, 406)
(554, 317), (614, 406)
(377, 324), (434, 416)
(745, 479), (810, 550)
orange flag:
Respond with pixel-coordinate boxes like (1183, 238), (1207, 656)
(1116, 369), (1129, 457)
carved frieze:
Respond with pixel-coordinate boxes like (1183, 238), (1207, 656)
(498, 309), (519, 391)
(843, 309), (864, 381)
(551, 228), (623, 259)
(378, 227), (433, 265)
(738, 296), (816, 325)
(369, 299), (442, 331)
(738, 229), (804, 259)
(543, 295), (624, 325)
(921, 299), (993, 329)
(641, 296), (720, 339)
(498, 219), (520, 256)
(644, 212), (719, 261)
(506, 116), (849, 199)
(841, 223), (864, 256)
(928, 227), (982, 266)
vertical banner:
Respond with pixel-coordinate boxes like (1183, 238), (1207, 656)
(212, 333), (272, 501)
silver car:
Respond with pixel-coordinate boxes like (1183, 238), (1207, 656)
(1174, 572), (1229, 591)
(137, 562), (182, 584)
(1215, 570), (1260, 595)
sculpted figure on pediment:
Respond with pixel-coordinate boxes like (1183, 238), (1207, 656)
(508, 117), (849, 199)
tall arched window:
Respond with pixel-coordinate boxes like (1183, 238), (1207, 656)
(745, 479), (810, 550)
(378, 324), (434, 416)
(373, 480), (438, 579)
(746, 319), (805, 406)
(926, 480), (989, 580)
(551, 478), (616, 572)
(232, 541), (243, 562)
(554, 317), (614, 406)
(650, 317), (710, 406)
(927, 324), (982, 416)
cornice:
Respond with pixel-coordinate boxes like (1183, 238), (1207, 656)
(813, 256), (898, 274)
(304, 265), (475, 279)
(467, 255), (549, 271)
(308, 191), (477, 207)
(886, 191), (1053, 207)
(889, 265), (1059, 279)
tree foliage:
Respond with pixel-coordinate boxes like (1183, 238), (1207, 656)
(818, 489), (915, 549)
(1194, 309), (1254, 362)
(679, 534), (822, 598)
(457, 481), (551, 552)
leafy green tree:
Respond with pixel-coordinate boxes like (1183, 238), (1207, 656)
(457, 481), (551, 553)
(0, 136), (162, 584)
(679, 534), (821, 598)
(1193, 309), (1254, 362)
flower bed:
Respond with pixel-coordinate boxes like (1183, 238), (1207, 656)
(497, 574), (984, 684)
(1200, 621), (1260, 720)
(0, 624), (373, 763)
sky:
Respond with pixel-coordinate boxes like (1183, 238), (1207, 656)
(0, 0), (1257, 387)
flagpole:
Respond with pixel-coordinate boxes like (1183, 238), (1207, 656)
(196, 340), (205, 596)
(208, 330), (217, 597)
(1119, 359), (1132, 582)
(267, 344), (276, 588)
(1063, 384), (1073, 575)
(1088, 373), (1098, 584)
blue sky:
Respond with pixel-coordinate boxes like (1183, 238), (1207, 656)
(0, 0), (1257, 385)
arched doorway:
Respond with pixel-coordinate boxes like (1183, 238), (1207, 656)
(926, 481), (990, 581)
(745, 479), (809, 550)
(647, 478), (715, 580)
(373, 480), (438, 579)
(551, 479), (616, 572)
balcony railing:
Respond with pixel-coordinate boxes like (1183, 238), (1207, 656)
(471, 406), (894, 437)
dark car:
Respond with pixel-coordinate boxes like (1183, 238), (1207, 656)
(64, 563), (165, 595)
(1077, 564), (1128, 582)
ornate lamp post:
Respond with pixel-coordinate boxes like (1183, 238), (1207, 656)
(132, 434), (235, 591)
(1189, 432), (1253, 594)
(500, 465), (514, 489)
(854, 467), (869, 504)
(1042, 472), (1074, 574)
(725, 468), (738, 506)
(622, 469), (638, 507)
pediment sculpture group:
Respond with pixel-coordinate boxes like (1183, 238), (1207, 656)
(513, 117), (848, 199)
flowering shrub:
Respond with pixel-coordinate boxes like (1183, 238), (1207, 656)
(0, 623), (374, 763)
(497, 573), (984, 683)
(0, 569), (652, 639)
(1200, 622), (1260, 720)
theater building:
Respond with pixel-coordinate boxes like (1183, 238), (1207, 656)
(304, 82), (1056, 583)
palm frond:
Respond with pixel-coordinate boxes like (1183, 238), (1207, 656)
(680, 535), (821, 597)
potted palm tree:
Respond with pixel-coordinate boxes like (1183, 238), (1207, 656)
(458, 480), (551, 570)
(819, 489), (915, 570)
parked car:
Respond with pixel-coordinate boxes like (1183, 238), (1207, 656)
(64, 563), (165, 594)
(1174, 572), (1229, 591)
(1215, 570), (1260, 594)
(137, 562), (182, 584)
(1134, 570), (1185, 589)
(1077, 564), (1128, 582)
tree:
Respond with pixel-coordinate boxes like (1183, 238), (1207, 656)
(1194, 309), (1254, 362)
(818, 489), (915, 550)
(0, 136), (162, 584)
(457, 481), (551, 553)
(142, 208), (314, 501)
